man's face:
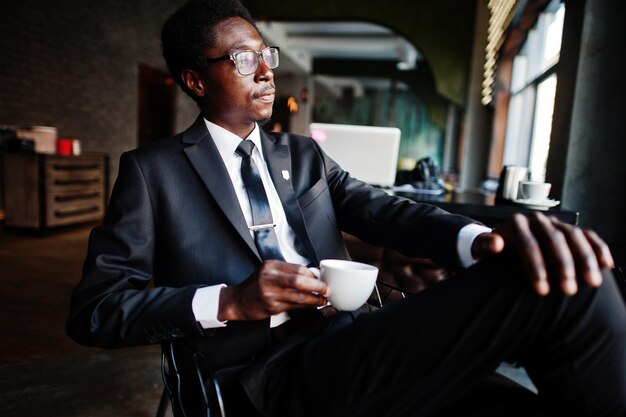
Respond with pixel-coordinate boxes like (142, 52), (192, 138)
(198, 17), (276, 133)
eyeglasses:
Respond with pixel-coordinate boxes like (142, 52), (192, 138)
(206, 46), (280, 76)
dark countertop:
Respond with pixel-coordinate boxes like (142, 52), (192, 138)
(395, 190), (578, 227)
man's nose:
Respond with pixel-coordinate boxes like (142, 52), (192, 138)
(255, 59), (274, 81)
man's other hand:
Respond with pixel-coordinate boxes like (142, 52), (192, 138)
(218, 261), (330, 321)
(471, 212), (614, 296)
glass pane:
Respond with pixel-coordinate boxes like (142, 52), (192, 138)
(525, 27), (542, 83)
(503, 0), (564, 179)
(510, 0), (565, 90)
(511, 56), (528, 94)
(528, 74), (558, 181)
(542, 3), (565, 72)
(503, 86), (536, 167)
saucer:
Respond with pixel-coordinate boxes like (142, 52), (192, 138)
(513, 198), (560, 210)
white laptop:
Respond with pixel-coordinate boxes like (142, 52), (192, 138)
(309, 123), (401, 188)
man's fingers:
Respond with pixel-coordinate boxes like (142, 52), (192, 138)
(529, 213), (577, 295)
(497, 212), (612, 297)
(472, 233), (505, 259)
(506, 214), (551, 295)
(282, 289), (329, 307)
(259, 262), (330, 297)
(266, 275), (329, 309)
(282, 267), (329, 294)
(583, 229), (615, 270)
(550, 219), (603, 289)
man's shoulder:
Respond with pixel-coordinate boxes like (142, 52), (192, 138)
(266, 131), (321, 153)
(127, 115), (206, 159)
(120, 133), (186, 169)
(130, 132), (185, 154)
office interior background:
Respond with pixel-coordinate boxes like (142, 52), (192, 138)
(0, 0), (624, 415)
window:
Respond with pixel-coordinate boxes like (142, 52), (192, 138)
(502, 0), (565, 181)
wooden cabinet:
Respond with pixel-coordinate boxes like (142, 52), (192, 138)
(3, 153), (108, 229)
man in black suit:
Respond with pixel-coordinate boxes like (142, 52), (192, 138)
(66, 0), (626, 416)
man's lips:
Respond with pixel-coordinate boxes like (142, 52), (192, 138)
(254, 89), (275, 102)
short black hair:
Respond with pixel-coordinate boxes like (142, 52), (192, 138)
(161, 0), (256, 100)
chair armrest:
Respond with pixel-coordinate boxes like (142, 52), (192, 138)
(342, 232), (450, 306)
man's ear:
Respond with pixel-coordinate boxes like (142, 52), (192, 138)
(181, 69), (206, 97)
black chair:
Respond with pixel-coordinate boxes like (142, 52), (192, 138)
(155, 283), (388, 417)
(157, 342), (226, 417)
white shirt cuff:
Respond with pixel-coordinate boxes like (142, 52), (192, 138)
(457, 223), (492, 268)
(270, 312), (290, 328)
(192, 284), (291, 329)
(192, 284), (228, 329)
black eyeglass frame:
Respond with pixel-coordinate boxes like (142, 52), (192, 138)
(205, 46), (280, 75)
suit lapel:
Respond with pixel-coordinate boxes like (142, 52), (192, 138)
(182, 116), (260, 260)
(261, 131), (319, 264)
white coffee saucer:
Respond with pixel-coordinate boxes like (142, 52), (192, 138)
(513, 198), (560, 210)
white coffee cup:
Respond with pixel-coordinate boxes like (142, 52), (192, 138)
(518, 181), (551, 201)
(314, 259), (378, 311)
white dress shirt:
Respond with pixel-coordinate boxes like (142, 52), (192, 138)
(192, 120), (307, 328)
(191, 119), (490, 329)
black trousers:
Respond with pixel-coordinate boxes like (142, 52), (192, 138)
(239, 256), (626, 417)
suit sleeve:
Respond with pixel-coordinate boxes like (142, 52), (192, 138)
(66, 152), (205, 349)
(318, 146), (477, 267)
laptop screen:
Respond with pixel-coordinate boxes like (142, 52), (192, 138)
(309, 123), (401, 188)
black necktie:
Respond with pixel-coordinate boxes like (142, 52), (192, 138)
(235, 140), (285, 261)
(237, 140), (329, 335)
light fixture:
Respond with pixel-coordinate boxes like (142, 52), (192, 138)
(287, 96), (299, 114)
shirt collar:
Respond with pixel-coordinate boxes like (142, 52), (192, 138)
(203, 118), (263, 163)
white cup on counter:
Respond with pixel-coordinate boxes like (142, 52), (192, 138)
(518, 181), (551, 202)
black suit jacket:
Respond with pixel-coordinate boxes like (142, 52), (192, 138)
(66, 115), (474, 382)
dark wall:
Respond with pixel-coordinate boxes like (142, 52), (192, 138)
(0, 0), (198, 201)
